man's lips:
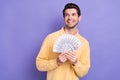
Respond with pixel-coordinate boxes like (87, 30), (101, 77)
(67, 20), (74, 24)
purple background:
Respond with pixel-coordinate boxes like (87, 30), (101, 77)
(0, 0), (120, 80)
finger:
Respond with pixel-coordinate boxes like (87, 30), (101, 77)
(65, 52), (77, 62)
(59, 54), (67, 63)
(68, 51), (76, 56)
(65, 53), (75, 60)
(65, 51), (76, 58)
(59, 57), (67, 63)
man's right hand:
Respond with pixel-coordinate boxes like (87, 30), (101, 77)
(57, 52), (67, 65)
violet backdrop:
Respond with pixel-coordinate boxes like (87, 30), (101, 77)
(0, 0), (120, 80)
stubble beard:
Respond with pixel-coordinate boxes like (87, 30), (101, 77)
(65, 22), (78, 29)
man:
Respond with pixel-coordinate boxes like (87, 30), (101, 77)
(36, 3), (90, 80)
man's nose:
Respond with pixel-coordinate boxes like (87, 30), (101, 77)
(68, 15), (72, 20)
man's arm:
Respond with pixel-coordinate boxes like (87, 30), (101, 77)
(72, 42), (90, 77)
(36, 36), (58, 71)
(36, 57), (58, 71)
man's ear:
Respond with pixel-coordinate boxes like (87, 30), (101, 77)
(79, 16), (82, 21)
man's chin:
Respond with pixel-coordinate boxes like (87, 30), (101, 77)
(66, 25), (76, 29)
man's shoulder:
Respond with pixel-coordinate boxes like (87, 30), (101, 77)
(47, 29), (61, 37)
(45, 29), (61, 40)
(78, 34), (89, 45)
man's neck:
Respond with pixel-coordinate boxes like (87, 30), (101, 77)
(64, 27), (78, 35)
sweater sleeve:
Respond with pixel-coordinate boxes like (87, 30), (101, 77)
(72, 42), (91, 77)
(36, 36), (58, 71)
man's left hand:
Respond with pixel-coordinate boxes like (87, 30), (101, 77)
(65, 51), (77, 65)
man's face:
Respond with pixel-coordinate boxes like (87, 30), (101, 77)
(64, 8), (81, 29)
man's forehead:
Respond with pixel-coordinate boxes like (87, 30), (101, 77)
(65, 8), (77, 13)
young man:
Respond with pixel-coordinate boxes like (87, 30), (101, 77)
(36, 3), (90, 80)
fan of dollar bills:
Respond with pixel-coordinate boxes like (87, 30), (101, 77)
(53, 34), (82, 53)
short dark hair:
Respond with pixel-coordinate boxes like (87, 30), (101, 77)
(63, 3), (81, 17)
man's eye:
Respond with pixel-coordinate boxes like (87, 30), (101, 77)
(65, 14), (69, 16)
(72, 13), (76, 16)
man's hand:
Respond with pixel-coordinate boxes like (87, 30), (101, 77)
(57, 51), (78, 66)
(57, 52), (67, 65)
(65, 51), (78, 65)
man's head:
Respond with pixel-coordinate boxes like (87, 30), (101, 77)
(63, 3), (81, 17)
(63, 3), (81, 29)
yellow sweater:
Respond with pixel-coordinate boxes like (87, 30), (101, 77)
(36, 28), (90, 80)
